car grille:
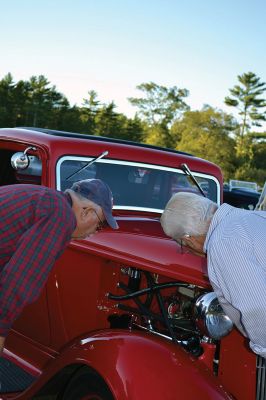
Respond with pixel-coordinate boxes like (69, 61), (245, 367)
(257, 356), (266, 400)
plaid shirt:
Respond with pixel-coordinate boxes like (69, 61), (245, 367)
(0, 184), (76, 337)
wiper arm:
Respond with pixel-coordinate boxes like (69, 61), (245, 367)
(180, 163), (206, 197)
(66, 150), (109, 180)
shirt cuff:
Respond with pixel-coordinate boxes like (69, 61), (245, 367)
(250, 341), (266, 358)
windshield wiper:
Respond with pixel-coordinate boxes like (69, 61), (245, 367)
(180, 163), (206, 197)
(66, 150), (109, 180)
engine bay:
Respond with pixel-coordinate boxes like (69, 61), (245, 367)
(107, 266), (233, 368)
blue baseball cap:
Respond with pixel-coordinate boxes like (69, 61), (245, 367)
(70, 178), (119, 229)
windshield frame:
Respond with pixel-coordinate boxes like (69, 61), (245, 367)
(56, 156), (221, 213)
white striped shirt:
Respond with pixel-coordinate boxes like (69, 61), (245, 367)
(204, 203), (266, 357)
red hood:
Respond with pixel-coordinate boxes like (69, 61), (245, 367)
(69, 215), (210, 288)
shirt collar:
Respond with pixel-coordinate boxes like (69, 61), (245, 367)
(203, 203), (234, 253)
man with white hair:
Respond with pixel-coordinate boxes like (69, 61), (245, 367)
(160, 192), (266, 358)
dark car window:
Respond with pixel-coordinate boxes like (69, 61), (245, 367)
(57, 158), (219, 211)
(223, 188), (260, 210)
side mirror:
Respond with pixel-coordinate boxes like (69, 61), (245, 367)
(11, 147), (36, 171)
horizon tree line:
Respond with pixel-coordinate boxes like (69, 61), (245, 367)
(0, 71), (265, 185)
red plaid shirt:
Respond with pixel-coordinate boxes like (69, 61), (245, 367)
(0, 184), (76, 337)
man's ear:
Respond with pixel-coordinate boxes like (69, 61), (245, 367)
(183, 235), (206, 257)
(183, 235), (194, 246)
(81, 206), (92, 220)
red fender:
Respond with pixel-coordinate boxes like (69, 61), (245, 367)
(14, 330), (232, 400)
(73, 330), (231, 400)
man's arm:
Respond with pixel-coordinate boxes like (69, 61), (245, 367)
(0, 200), (75, 339)
(208, 236), (266, 357)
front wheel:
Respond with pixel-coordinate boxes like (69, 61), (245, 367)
(62, 367), (114, 400)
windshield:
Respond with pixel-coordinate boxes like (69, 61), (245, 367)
(56, 157), (220, 212)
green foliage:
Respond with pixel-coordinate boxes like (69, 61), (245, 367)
(0, 73), (17, 126)
(80, 91), (101, 134)
(171, 107), (239, 182)
(0, 73), (69, 128)
(93, 103), (144, 142)
(0, 74), (144, 142)
(114, 115), (144, 142)
(0, 72), (264, 186)
(233, 133), (266, 186)
(143, 123), (174, 148)
(223, 72), (266, 184)
(128, 82), (189, 126)
(26, 75), (70, 127)
(80, 92), (144, 141)
(234, 165), (266, 187)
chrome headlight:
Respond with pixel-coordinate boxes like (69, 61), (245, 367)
(195, 292), (233, 340)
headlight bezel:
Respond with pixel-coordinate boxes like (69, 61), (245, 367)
(194, 292), (233, 340)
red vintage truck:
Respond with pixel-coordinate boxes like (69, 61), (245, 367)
(0, 127), (260, 400)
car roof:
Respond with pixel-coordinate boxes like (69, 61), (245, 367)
(18, 126), (192, 157)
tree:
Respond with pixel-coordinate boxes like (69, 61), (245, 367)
(0, 73), (16, 126)
(55, 105), (84, 133)
(94, 102), (120, 137)
(89, 101), (144, 141)
(143, 123), (175, 148)
(0, 74), (145, 141)
(25, 75), (68, 127)
(128, 82), (189, 126)
(113, 114), (144, 142)
(0, 73), (70, 129)
(232, 132), (266, 186)
(80, 90), (101, 134)
(171, 107), (238, 181)
(12, 79), (32, 126)
(224, 72), (266, 139)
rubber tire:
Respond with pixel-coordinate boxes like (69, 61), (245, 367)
(62, 367), (114, 400)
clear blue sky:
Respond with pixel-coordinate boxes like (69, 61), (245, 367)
(1, 0), (266, 127)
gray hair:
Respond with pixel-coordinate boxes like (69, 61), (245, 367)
(65, 188), (98, 208)
(160, 192), (218, 240)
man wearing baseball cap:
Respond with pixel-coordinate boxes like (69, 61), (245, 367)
(67, 178), (118, 238)
(0, 179), (118, 354)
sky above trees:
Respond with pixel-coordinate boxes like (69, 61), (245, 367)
(0, 0), (266, 129)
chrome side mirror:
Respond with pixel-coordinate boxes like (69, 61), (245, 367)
(11, 147), (37, 171)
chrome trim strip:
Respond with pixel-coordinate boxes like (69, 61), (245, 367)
(256, 355), (266, 400)
(56, 156), (221, 207)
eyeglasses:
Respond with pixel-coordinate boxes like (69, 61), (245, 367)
(175, 238), (184, 252)
(92, 209), (105, 231)
(175, 234), (191, 253)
